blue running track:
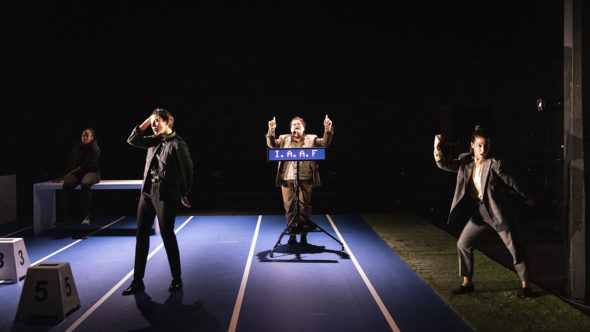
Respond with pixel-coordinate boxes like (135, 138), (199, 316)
(0, 214), (471, 332)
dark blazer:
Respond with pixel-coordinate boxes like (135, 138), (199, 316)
(436, 152), (530, 232)
(127, 126), (193, 200)
(266, 130), (333, 187)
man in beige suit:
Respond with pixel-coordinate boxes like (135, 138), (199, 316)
(266, 116), (333, 245)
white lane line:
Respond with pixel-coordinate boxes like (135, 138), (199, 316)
(31, 216), (127, 266)
(326, 214), (401, 332)
(2, 226), (33, 238)
(65, 216), (194, 332)
(228, 215), (262, 332)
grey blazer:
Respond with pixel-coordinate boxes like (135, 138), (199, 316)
(266, 130), (333, 187)
(436, 152), (530, 232)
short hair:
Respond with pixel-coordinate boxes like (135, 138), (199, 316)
(290, 116), (306, 128)
(152, 108), (174, 129)
(82, 128), (95, 137)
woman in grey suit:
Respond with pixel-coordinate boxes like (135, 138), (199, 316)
(434, 125), (535, 298)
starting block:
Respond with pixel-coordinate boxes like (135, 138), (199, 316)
(0, 238), (30, 283)
(16, 262), (80, 321)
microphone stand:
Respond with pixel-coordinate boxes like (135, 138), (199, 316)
(270, 138), (344, 258)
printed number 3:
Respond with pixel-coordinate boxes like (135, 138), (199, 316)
(0, 251), (24, 268)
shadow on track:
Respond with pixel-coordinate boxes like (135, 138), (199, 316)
(256, 243), (349, 263)
(131, 291), (221, 332)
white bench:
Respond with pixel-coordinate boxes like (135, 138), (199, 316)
(33, 180), (147, 235)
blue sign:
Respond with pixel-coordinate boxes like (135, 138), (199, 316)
(268, 148), (326, 161)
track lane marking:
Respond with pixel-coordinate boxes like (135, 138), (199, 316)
(31, 216), (126, 266)
(228, 214), (262, 332)
(326, 214), (401, 332)
(1, 226), (33, 238)
(65, 215), (194, 332)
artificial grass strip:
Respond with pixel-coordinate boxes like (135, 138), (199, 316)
(363, 212), (590, 332)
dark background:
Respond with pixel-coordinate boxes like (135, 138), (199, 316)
(1, 2), (578, 220)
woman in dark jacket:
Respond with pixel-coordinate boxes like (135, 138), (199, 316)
(54, 128), (101, 225)
(122, 108), (193, 295)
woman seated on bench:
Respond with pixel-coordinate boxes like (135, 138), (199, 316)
(53, 128), (101, 225)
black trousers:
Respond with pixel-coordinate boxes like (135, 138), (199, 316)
(133, 182), (181, 280)
(62, 171), (100, 218)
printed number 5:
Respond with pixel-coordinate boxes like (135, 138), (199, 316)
(35, 281), (48, 301)
(65, 277), (72, 296)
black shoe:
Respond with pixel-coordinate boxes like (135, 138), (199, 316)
(122, 279), (145, 296)
(452, 284), (474, 295)
(169, 278), (183, 292)
(287, 235), (297, 245)
(518, 287), (533, 299)
(300, 234), (308, 245)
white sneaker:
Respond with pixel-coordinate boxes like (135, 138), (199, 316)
(81, 217), (91, 225)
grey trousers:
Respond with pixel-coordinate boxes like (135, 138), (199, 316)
(457, 213), (528, 281)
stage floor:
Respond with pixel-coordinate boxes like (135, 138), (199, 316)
(1, 214), (471, 332)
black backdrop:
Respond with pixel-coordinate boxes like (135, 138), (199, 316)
(2, 2), (569, 217)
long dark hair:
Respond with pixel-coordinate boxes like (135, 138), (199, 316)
(470, 124), (491, 154)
